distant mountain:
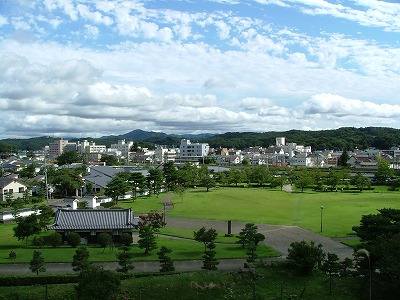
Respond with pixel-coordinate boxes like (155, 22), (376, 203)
(1, 127), (399, 151)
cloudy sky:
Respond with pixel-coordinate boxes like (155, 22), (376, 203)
(1, 0), (400, 139)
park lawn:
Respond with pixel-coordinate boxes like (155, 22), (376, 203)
(168, 187), (400, 237)
(0, 222), (278, 263)
(117, 193), (169, 214)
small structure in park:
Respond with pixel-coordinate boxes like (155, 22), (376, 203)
(47, 208), (139, 242)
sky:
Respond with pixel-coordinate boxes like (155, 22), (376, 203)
(0, 0), (400, 139)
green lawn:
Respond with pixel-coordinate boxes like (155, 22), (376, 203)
(167, 187), (400, 237)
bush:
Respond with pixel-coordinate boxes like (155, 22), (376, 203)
(119, 233), (133, 246)
(76, 266), (120, 300)
(287, 240), (325, 275)
(97, 232), (112, 248)
(32, 236), (44, 248)
(66, 232), (81, 247)
(48, 232), (63, 248)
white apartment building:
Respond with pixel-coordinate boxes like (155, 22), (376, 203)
(179, 139), (209, 163)
(154, 146), (178, 163)
(79, 140), (106, 154)
(110, 140), (134, 155)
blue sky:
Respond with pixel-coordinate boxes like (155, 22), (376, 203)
(0, 0), (399, 139)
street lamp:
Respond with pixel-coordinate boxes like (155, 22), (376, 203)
(320, 206), (324, 232)
(357, 248), (371, 300)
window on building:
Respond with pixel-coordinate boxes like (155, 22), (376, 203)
(19, 187), (24, 193)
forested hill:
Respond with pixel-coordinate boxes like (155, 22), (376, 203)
(0, 127), (399, 152)
(200, 127), (400, 150)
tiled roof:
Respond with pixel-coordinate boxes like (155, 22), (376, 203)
(47, 208), (136, 230)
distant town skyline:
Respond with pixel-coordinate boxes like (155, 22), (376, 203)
(1, 0), (400, 139)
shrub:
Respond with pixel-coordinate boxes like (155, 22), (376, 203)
(97, 232), (112, 248)
(119, 233), (133, 246)
(32, 236), (44, 248)
(287, 240), (325, 275)
(66, 232), (81, 247)
(48, 232), (63, 248)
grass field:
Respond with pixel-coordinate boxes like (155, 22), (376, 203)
(0, 221), (279, 263)
(165, 187), (400, 237)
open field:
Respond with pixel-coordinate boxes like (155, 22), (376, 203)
(164, 187), (400, 237)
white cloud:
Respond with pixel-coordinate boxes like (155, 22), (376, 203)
(0, 15), (8, 26)
(301, 93), (400, 118)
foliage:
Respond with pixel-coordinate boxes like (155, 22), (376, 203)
(116, 250), (135, 273)
(237, 223), (265, 249)
(157, 246), (175, 272)
(66, 232), (81, 247)
(350, 172), (370, 191)
(337, 149), (350, 167)
(202, 240), (219, 270)
(48, 232), (63, 247)
(49, 167), (85, 197)
(321, 252), (341, 295)
(19, 163), (36, 179)
(146, 167), (164, 195)
(32, 235), (44, 248)
(97, 232), (112, 249)
(37, 204), (54, 230)
(29, 251), (46, 275)
(75, 266), (121, 300)
(100, 154), (119, 166)
(104, 174), (130, 204)
(194, 227), (218, 252)
(375, 157), (394, 183)
(119, 233), (133, 246)
(129, 171), (147, 198)
(56, 150), (82, 165)
(163, 161), (179, 191)
(287, 241), (325, 275)
(139, 210), (165, 232)
(13, 214), (42, 245)
(138, 225), (157, 254)
(72, 247), (91, 272)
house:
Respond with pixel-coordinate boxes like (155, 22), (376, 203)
(0, 178), (29, 202)
(47, 208), (138, 242)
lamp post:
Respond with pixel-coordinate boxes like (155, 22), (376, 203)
(357, 249), (371, 300)
(320, 206), (324, 232)
(162, 202), (167, 225)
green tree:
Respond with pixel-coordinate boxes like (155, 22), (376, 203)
(287, 240), (325, 275)
(19, 163), (36, 179)
(157, 246), (175, 273)
(237, 223), (265, 249)
(146, 168), (164, 195)
(97, 232), (112, 252)
(32, 235), (44, 248)
(72, 246), (91, 272)
(5, 190), (14, 207)
(199, 166), (216, 192)
(321, 252), (341, 295)
(119, 233), (133, 246)
(270, 175), (287, 191)
(375, 157), (394, 184)
(337, 149), (350, 167)
(228, 169), (244, 187)
(116, 250), (135, 273)
(351, 172), (370, 191)
(162, 161), (179, 191)
(37, 205), (54, 230)
(100, 154), (119, 166)
(138, 225), (157, 254)
(57, 150), (82, 166)
(202, 240), (219, 270)
(194, 227), (218, 252)
(50, 167), (85, 197)
(66, 232), (81, 247)
(13, 214), (42, 246)
(29, 250), (46, 275)
(104, 175), (130, 204)
(294, 170), (313, 192)
(75, 266), (121, 300)
(129, 172), (147, 198)
(249, 166), (272, 187)
(48, 232), (63, 247)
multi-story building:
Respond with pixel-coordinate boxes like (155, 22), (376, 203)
(48, 139), (69, 158)
(154, 146), (178, 163)
(110, 140), (134, 155)
(179, 139), (209, 163)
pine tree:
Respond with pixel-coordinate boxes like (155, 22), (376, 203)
(72, 247), (91, 272)
(202, 241), (219, 270)
(157, 246), (175, 272)
(29, 250), (46, 275)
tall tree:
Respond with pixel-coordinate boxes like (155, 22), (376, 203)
(375, 157), (394, 184)
(29, 251), (46, 275)
(162, 161), (178, 191)
(157, 246), (175, 273)
(104, 175), (130, 204)
(337, 149), (350, 167)
(72, 247), (91, 272)
(194, 227), (217, 252)
(287, 240), (325, 275)
(146, 168), (164, 195)
(56, 150), (82, 166)
(13, 214), (42, 246)
(138, 225), (157, 254)
(202, 240), (219, 270)
(116, 250), (135, 273)
(129, 172), (147, 198)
